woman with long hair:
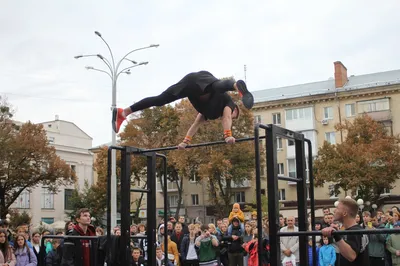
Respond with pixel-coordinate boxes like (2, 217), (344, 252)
(243, 222), (254, 266)
(14, 233), (37, 266)
(0, 229), (16, 266)
(30, 232), (41, 265)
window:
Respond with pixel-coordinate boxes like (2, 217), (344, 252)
(157, 180), (179, 191)
(64, 189), (74, 210)
(234, 192), (246, 203)
(189, 172), (198, 183)
(288, 159), (296, 178)
(325, 132), (336, 144)
(288, 140), (295, 146)
(381, 188), (391, 195)
(307, 187), (310, 200)
(358, 98), (389, 113)
(15, 190), (30, 209)
(278, 163), (284, 175)
(41, 188), (54, 209)
(275, 137), (283, 150)
(48, 137), (55, 144)
(323, 107), (333, 120)
(345, 104), (356, 117)
(279, 189), (286, 201)
(191, 194), (199, 206)
(254, 115), (261, 124)
(286, 107), (312, 121)
(167, 195), (179, 207)
(41, 218), (54, 224)
(329, 184), (338, 199)
(70, 165), (76, 178)
(272, 113), (281, 125)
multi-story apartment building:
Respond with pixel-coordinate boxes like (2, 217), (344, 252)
(252, 61), (400, 215)
(12, 116), (94, 225)
(154, 176), (254, 224)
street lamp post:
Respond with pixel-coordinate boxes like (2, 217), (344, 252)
(75, 31), (159, 228)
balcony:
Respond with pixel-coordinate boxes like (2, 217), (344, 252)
(221, 179), (252, 188)
(364, 110), (392, 122)
(156, 181), (179, 192)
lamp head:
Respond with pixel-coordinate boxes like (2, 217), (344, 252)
(74, 55), (83, 59)
(94, 31), (102, 37)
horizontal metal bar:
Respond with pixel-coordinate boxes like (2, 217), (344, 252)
(278, 228), (400, 237)
(278, 176), (302, 182)
(131, 135), (267, 153)
(42, 235), (99, 240)
(108, 145), (125, 151)
(131, 188), (150, 193)
(131, 235), (147, 239)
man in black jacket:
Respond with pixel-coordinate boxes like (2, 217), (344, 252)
(61, 208), (96, 266)
(227, 217), (244, 266)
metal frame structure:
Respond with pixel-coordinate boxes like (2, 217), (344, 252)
(36, 123), (400, 266)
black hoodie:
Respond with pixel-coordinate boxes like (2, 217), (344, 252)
(61, 223), (96, 266)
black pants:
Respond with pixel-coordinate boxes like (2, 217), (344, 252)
(183, 259), (199, 266)
(228, 252), (244, 266)
(370, 256), (385, 266)
(129, 73), (235, 112)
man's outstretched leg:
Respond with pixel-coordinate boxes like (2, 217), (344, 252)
(210, 79), (254, 109)
(112, 92), (178, 133)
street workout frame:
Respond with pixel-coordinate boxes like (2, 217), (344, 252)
(102, 124), (400, 266)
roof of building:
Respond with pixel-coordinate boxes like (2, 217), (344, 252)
(252, 69), (400, 103)
(39, 119), (93, 140)
(90, 141), (113, 150)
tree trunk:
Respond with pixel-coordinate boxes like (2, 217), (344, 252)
(218, 177), (232, 217)
(175, 177), (184, 221)
(0, 187), (6, 219)
(132, 181), (148, 224)
(158, 172), (171, 217)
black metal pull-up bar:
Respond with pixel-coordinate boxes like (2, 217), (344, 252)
(279, 228), (400, 237)
(130, 135), (267, 153)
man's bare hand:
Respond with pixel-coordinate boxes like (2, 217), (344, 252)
(225, 136), (236, 144)
(178, 142), (188, 150)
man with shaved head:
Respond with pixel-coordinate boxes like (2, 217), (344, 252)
(322, 198), (370, 266)
(280, 216), (299, 265)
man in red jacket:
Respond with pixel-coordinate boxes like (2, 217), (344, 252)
(61, 208), (96, 266)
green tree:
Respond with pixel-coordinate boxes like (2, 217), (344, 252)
(0, 99), (74, 218)
(314, 115), (400, 203)
(65, 180), (107, 227)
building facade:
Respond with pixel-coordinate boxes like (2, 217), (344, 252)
(252, 61), (400, 215)
(12, 116), (94, 225)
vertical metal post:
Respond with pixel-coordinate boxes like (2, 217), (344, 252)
(305, 139), (317, 266)
(147, 153), (157, 266)
(162, 155), (169, 266)
(120, 148), (131, 266)
(265, 125), (280, 266)
(254, 124), (263, 265)
(295, 136), (309, 265)
(106, 148), (113, 264)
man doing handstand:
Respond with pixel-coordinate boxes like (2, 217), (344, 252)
(112, 70), (254, 149)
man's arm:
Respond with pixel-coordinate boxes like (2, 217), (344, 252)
(335, 239), (357, 262)
(186, 113), (206, 137)
(221, 106), (235, 144)
(178, 113), (205, 150)
(221, 106), (233, 132)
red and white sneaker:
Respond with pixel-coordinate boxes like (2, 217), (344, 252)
(236, 80), (254, 109)
(112, 108), (126, 133)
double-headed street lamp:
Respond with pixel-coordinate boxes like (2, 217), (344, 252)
(75, 31), (159, 228)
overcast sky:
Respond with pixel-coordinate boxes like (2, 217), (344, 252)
(1, 0), (399, 146)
